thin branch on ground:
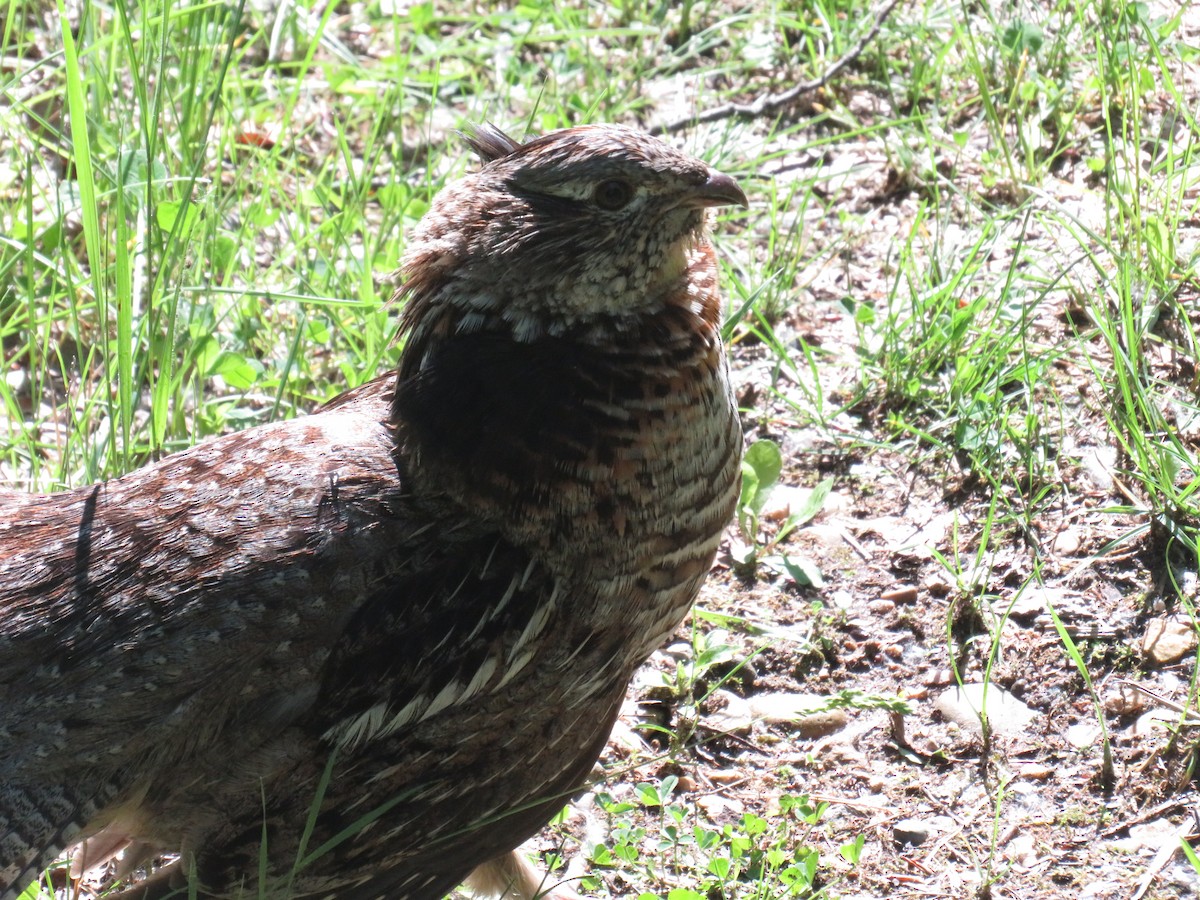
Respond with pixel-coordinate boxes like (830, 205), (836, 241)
(652, 0), (903, 136)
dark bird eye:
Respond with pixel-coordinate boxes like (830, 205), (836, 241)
(593, 179), (633, 211)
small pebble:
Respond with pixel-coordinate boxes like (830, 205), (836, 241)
(696, 794), (743, 818)
(881, 585), (918, 604)
(924, 578), (952, 597)
(707, 768), (742, 785)
(893, 818), (933, 846)
(1104, 683), (1147, 716)
(1053, 529), (1081, 555)
(747, 692), (849, 738)
(1141, 616), (1197, 667)
(703, 690), (754, 735)
(1017, 763), (1055, 780)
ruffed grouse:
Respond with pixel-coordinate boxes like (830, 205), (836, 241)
(0, 123), (746, 899)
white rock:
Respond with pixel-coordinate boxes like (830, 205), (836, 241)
(935, 683), (1038, 736)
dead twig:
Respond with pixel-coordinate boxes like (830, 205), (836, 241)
(652, 0), (904, 136)
(1119, 680), (1200, 726)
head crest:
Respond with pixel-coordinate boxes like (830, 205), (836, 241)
(460, 124), (522, 164)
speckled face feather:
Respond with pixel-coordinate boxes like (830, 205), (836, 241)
(399, 123), (747, 338)
(0, 124), (745, 900)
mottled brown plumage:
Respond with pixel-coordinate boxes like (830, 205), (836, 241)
(0, 123), (745, 900)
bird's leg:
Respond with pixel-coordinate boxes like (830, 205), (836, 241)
(465, 850), (582, 900)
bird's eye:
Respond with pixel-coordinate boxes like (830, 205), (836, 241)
(592, 179), (633, 211)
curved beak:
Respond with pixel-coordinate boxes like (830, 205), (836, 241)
(690, 170), (749, 209)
